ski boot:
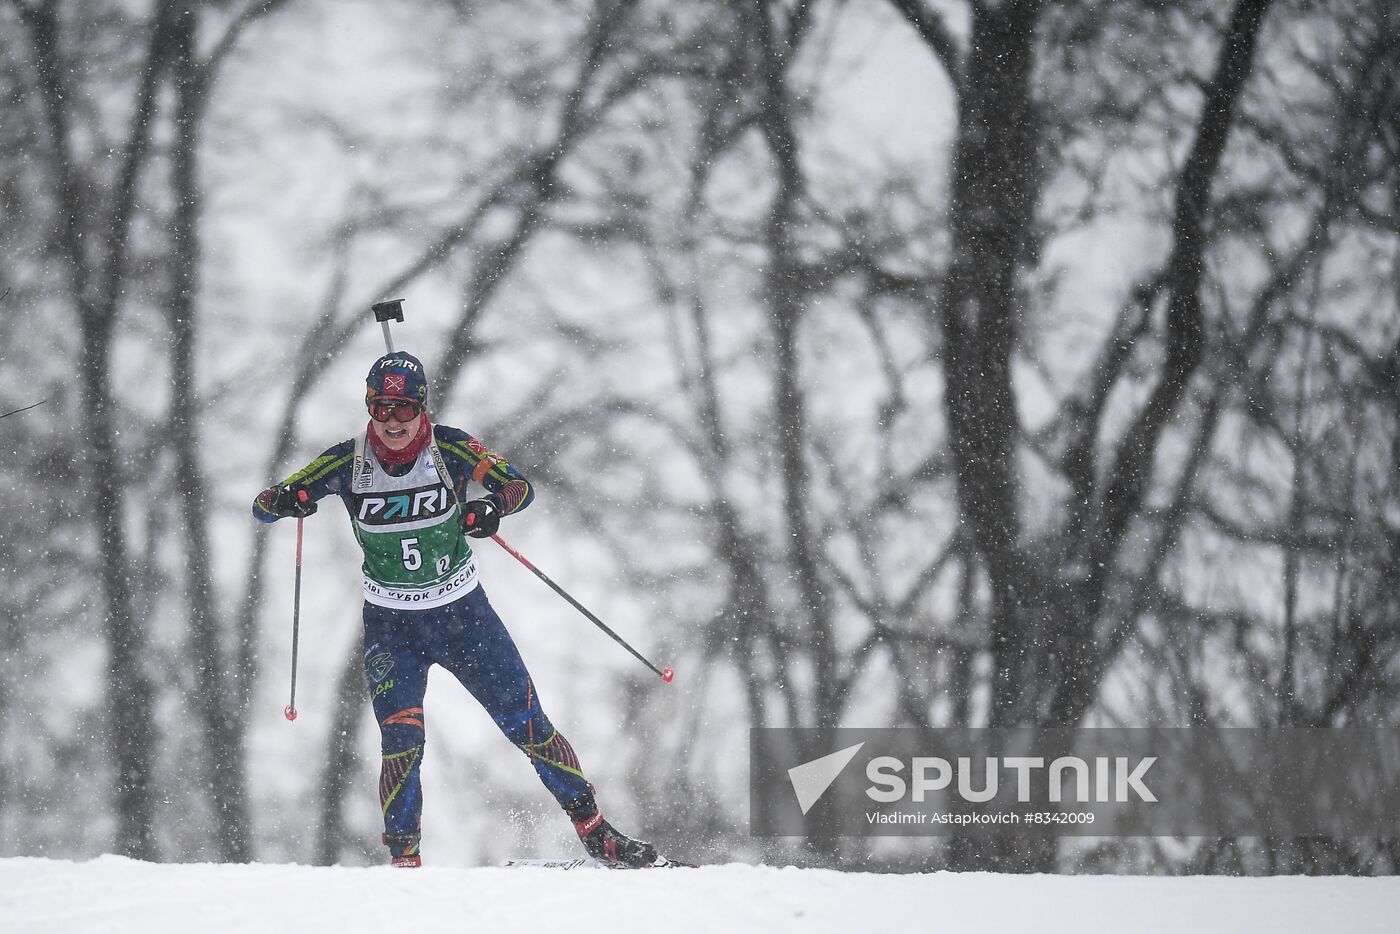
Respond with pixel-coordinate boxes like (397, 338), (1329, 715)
(384, 831), (422, 868)
(566, 796), (658, 869)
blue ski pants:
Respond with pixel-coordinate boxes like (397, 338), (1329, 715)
(363, 584), (590, 844)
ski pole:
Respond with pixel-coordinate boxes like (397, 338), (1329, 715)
(284, 493), (308, 721)
(490, 533), (674, 683)
(284, 300), (399, 725)
(0, 399), (47, 420)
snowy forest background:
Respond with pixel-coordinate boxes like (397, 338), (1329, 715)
(1, 0), (1398, 875)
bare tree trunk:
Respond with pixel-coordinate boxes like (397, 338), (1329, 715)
(314, 645), (370, 865)
(165, 1), (252, 861)
(1049, 0), (1276, 726)
(936, 0), (1044, 727)
(17, 0), (175, 860)
(82, 332), (159, 860)
(749, 0), (840, 729)
(914, 0), (1044, 873)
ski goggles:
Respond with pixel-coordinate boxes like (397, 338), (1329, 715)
(367, 399), (424, 423)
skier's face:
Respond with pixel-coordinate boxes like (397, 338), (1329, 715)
(370, 403), (422, 450)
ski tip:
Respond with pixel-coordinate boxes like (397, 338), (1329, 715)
(650, 856), (699, 868)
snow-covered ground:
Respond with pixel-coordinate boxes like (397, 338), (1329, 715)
(2, 857), (1398, 934)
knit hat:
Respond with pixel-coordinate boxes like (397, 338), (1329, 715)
(366, 352), (428, 405)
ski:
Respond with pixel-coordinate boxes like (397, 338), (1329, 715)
(502, 857), (602, 870)
(501, 856), (696, 869)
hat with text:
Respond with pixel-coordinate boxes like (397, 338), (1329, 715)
(366, 352), (428, 405)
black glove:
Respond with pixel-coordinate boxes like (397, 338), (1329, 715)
(258, 484), (316, 519)
(461, 497), (501, 538)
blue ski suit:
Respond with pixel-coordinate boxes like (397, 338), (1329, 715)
(254, 423), (591, 857)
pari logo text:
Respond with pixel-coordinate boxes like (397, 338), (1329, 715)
(788, 743), (1157, 815)
(356, 485), (451, 524)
